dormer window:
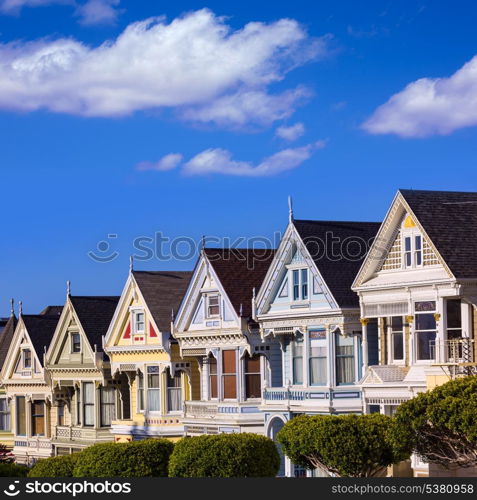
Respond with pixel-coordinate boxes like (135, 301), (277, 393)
(22, 349), (31, 369)
(403, 235), (422, 268)
(292, 269), (308, 301)
(133, 311), (145, 334)
(207, 295), (220, 318)
(71, 333), (81, 353)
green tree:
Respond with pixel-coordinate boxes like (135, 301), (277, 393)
(169, 433), (280, 477)
(392, 375), (477, 469)
(277, 413), (410, 477)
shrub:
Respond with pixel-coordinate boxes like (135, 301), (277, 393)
(73, 439), (174, 477)
(0, 463), (29, 477)
(169, 433), (280, 477)
(392, 375), (477, 468)
(277, 414), (411, 477)
(28, 454), (80, 477)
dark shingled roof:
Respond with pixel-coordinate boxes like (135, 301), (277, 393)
(204, 248), (276, 318)
(22, 310), (61, 365)
(400, 189), (477, 279)
(293, 219), (381, 308)
(69, 296), (120, 352)
(132, 271), (193, 332)
(0, 315), (17, 369)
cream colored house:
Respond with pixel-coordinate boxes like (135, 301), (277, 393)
(2, 306), (61, 464)
(103, 269), (195, 442)
(45, 294), (120, 455)
(352, 189), (477, 477)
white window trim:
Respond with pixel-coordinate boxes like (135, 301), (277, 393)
(288, 267), (309, 302)
(387, 317), (405, 366)
(412, 301), (437, 365)
(130, 307), (146, 335)
(70, 332), (81, 354)
(141, 364), (162, 414)
(401, 230), (423, 270)
(205, 293), (221, 319)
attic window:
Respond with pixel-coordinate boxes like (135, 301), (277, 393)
(133, 311), (145, 334)
(22, 349), (31, 369)
(207, 295), (220, 318)
(71, 333), (81, 353)
(402, 215), (423, 269)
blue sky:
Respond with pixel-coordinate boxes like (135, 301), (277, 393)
(1, 0), (477, 316)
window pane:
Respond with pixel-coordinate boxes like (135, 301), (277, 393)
(293, 270), (299, 300)
(147, 389), (160, 412)
(417, 331), (436, 360)
(416, 251), (422, 266)
(209, 357), (218, 398)
(71, 333), (81, 353)
(415, 313), (436, 331)
(405, 253), (412, 267)
(83, 382), (95, 426)
(336, 333), (355, 385)
(83, 382), (95, 404)
(292, 356), (303, 384)
(208, 295), (220, 316)
(100, 387), (116, 426)
(391, 316), (403, 330)
(415, 301), (436, 312)
(415, 235), (422, 250)
(222, 350), (236, 374)
(32, 401), (45, 436)
(447, 300), (462, 329)
(223, 375), (237, 399)
(404, 237), (411, 251)
(244, 354), (260, 373)
(16, 397), (26, 436)
(309, 356), (327, 385)
(393, 332), (404, 360)
(245, 354), (261, 399)
(301, 269), (308, 300)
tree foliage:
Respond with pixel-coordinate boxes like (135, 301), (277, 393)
(28, 454), (80, 477)
(168, 433), (280, 477)
(277, 413), (410, 477)
(392, 375), (477, 468)
(73, 439), (174, 477)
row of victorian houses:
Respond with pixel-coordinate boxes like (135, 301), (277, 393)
(0, 189), (476, 477)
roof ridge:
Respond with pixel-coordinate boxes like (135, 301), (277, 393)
(294, 219), (381, 225)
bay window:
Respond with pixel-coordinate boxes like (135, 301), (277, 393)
(244, 354), (261, 399)
(100, 386), (116, 426)
(222, 350), (237, 399)
(209, 355), (218, 399)
(389, 316), (404, 361)
(83, 382), (95, 426)
(0, 398), (9, 431)
(415, 301), (436, 361)
(146, 366), (161, 412)
(335, 332), (355, 385)
(292, 334), (303, 385)
(166, 370), (182, 413)
(31, 401), (45, 436)
(16, 396), (26, 436)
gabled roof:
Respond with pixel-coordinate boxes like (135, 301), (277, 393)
(132, 271), (193, 332)
(293, 219), (381, 308)
(204, 248), (276, 318)
(400, 189), (477, 279)
(22, 307), (62, 365)
(69, 296), (120, 351)
(0, 315), (17, 368)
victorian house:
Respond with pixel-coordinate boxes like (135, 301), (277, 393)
(352, 189), (477, 477)
(44, 292), (119, 455)
(172, 247), (277, 436)
(0, 302), (17, 449)
(255, 214), (380, 476)
(2, 305), (61, 464)
(103, 269), (194, 442)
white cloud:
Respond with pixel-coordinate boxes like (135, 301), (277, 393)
(135, 153), (183, 172)
(181, 140), (326, 177)
(0, 9), (327, 125)
(275, 122), (305, 141)
(0, 0), (69, 13)
(75, 0), (120, 25)
(362, 55), (477, 137)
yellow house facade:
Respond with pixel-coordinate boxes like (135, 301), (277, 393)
(103, 269), (197, 442)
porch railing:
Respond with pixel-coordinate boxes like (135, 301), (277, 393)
(430, 338), (475, 364)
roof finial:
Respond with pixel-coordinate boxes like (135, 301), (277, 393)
(19, 300), (23, 316)
(66, 280), (71, 297)
(171, 308), (175, 321)
(252, 287), (256, 300)
(239, 303), (243, 316)
(200, 235), (206, 252)
(288, 195), (294, 223)
(129, 255), (134, 273)
(10, 298), (14, 317)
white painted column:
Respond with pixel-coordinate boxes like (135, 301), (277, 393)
(201, 357), (209, 401)
(437, 297), (446, 362)
(360, 319), (369, 372)
(462, 301), (471, 339)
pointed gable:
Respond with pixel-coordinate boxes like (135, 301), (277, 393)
(69, 296), (119, 352)
(203, 248), (276, 318)
(21, 310), (61, 366)
(399, 189), (477, 278)
(293, 219), (380, 308)
(0, 315), (17, 369)
(132, 271), (193, 332)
